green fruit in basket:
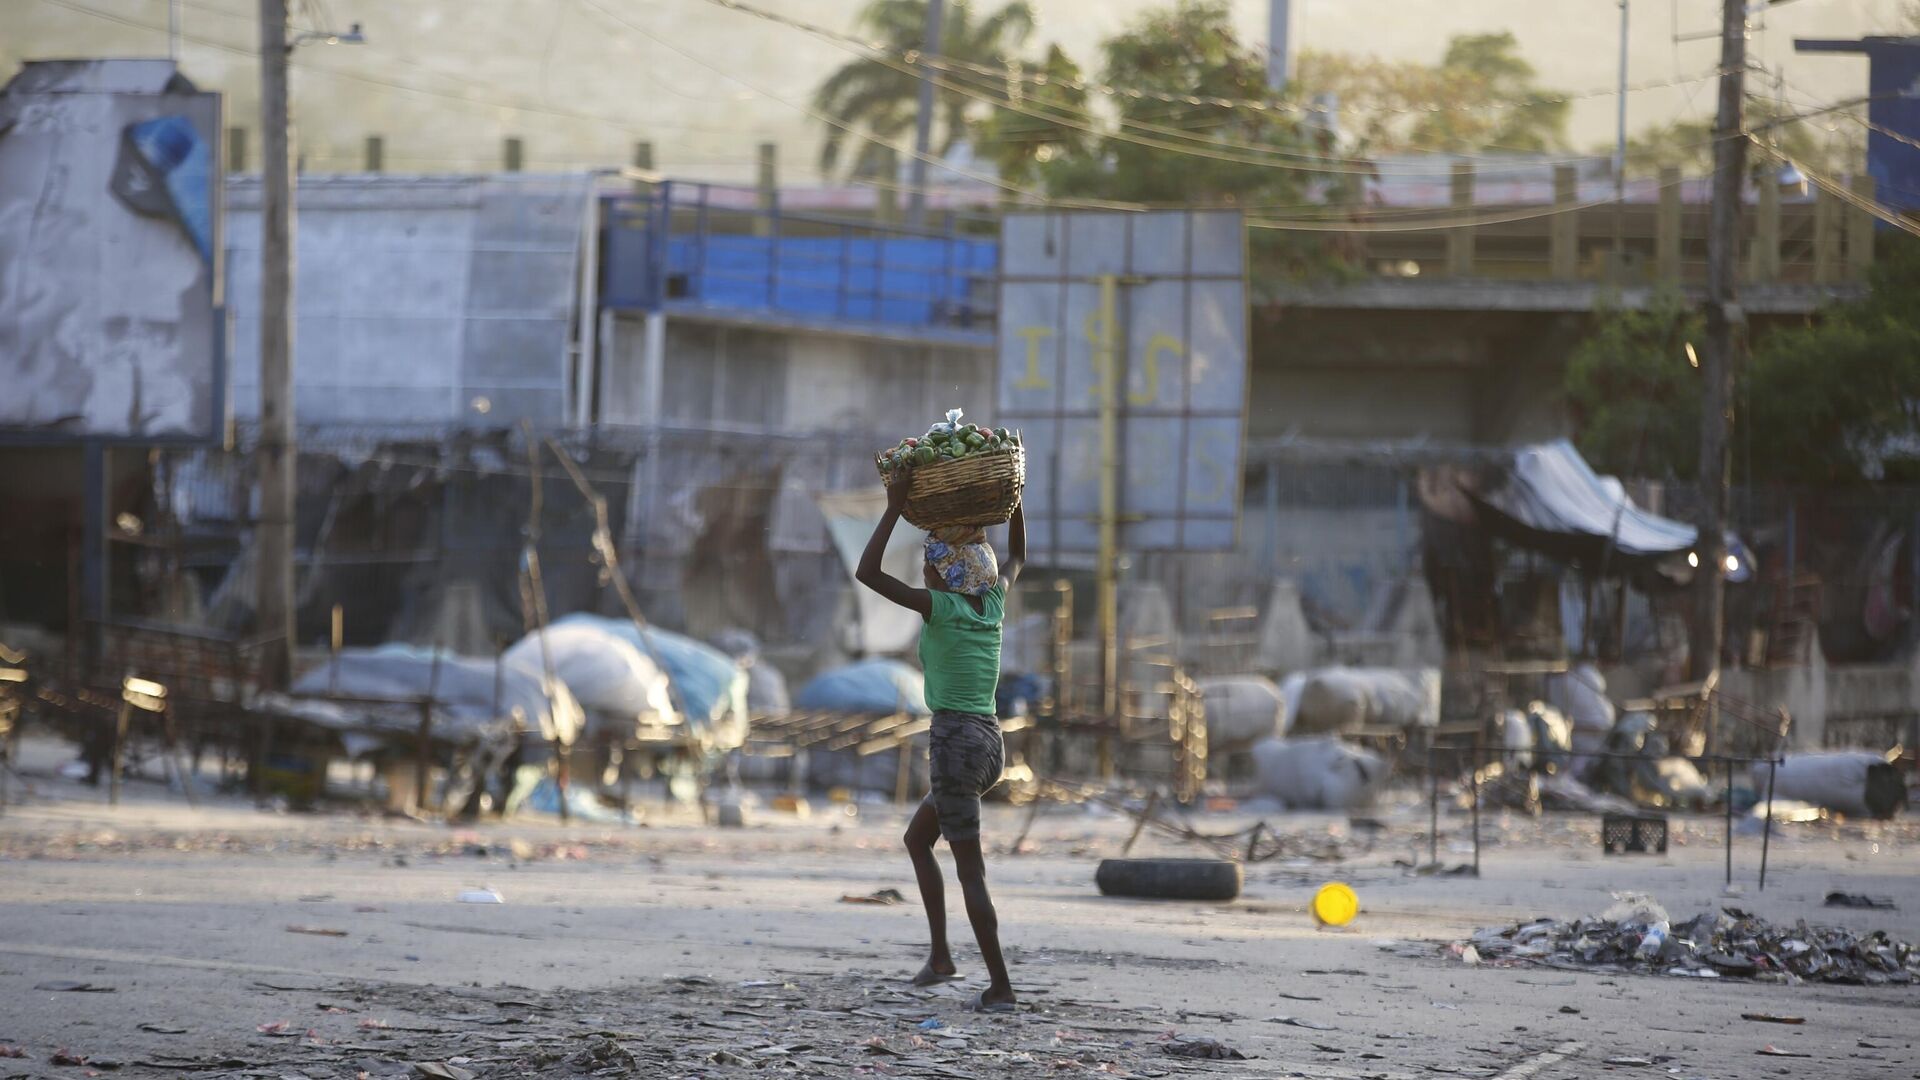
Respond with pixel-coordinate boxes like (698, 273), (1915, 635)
(913, 446), (937, 465)
(994, 427), (1010, 441)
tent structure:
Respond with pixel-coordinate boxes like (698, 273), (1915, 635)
(1466, 440), (1754, 583)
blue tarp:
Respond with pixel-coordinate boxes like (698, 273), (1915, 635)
(549, 614), (748, 748)
(795, 658), (929, 716)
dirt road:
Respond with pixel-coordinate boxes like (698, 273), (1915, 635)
(1, 748), (1915, 1079)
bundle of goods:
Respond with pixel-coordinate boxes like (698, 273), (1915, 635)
(875, 408), (1025, 530)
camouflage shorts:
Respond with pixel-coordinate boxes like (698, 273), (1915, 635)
(925, 710), (1005, 843)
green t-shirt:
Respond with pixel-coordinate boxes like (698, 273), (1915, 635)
(918, 583), (1004, 716)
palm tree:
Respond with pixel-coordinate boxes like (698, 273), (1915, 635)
(811, 0), (1035, 180)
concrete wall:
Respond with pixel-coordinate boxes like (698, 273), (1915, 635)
(226, 174), (589, 427)
(1249, 308), (1578, 443)
(599, 311), (992, 435)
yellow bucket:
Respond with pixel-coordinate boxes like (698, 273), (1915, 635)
(1312, 882), (1359, 927)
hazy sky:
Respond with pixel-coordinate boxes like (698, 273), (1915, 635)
(3, 0), (1904, 183)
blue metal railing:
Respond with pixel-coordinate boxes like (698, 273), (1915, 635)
(601, 181), (998, 337)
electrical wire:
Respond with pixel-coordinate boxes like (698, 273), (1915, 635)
(32, 0), (774, 142)
(1747, 138), (1920, 238)
(681, 0), (1731, 183)
(568, 0), (1141, 211)
(696, 0), (1735, 119)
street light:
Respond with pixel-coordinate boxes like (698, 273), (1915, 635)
(290, 22), (366, 51)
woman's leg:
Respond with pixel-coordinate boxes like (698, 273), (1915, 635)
(903, 800), (955, 983)
(949, 838), (1014, 1007)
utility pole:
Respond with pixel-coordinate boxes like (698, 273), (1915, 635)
(1612, 0), (1629, 279)
(905, 0), (944, 228)
(257, 0), (296, 687)
(1692, 0), (1747, 683)
(1266, 0), (1292, 91)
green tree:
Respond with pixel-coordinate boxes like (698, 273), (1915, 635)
(1566, 240), (1920, 486)
(1037, 0), (1322, 204)
(811, 0), (1035, 180)
(1565, 291), (1705, 481)
(1290, 32), (1569, 156)
(1746, 241), (1920, 484)
(1621, 98), (1862, 179)
(1408, 32), (1569, 153)
(970, 44), (1090, 191)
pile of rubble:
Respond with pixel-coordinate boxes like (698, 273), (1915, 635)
(1457, 900), (1920, 986)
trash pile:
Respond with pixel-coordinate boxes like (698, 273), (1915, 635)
(1455, 897), (1920, 986)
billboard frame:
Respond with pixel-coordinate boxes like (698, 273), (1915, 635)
(0, 61), (230, 448)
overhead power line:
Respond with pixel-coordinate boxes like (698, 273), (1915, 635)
(695, 0), (1736, 119)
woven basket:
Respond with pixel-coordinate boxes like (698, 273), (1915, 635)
(883, 445), (1025, 530)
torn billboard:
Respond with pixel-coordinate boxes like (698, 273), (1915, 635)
(0, 60), (224, 442)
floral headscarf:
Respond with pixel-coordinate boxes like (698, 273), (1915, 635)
(924, 525), (999, 596)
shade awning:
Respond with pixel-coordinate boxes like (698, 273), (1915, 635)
(1466, 440), (1753, 582)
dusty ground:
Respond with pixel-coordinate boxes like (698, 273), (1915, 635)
(1, 734), (1917, 1080)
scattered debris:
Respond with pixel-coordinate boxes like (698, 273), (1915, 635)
(1265, 1016), (1335, 1030)
(1757, 1045), (1812, 1058)
(1603, 1057), (1653, 1067)
(839, 888), (908, 905)
(411, 1063), (477, 1080)
(34, 981), (113, 993)
(1454, 904), (1920, 985)
(1163, 1036), (1248, 1060)
(456, 888), (504, 904)
(0, 1045), (26, 1059)
(1825, 892), (1896, 910)
(137, 1024), (186, 1035)
(1741, 1013), (1805, 1025)
(256, 1021), (291, 1035)
(284, 925), (348, 937)
(1558, 1005), (1580, 1014)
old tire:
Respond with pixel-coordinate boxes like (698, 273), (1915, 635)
(1095, 858), (1242, 902)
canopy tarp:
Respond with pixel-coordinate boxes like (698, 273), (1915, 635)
(1467, 440), (1753, 582)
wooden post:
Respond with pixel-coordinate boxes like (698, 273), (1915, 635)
(1656, 166), (1682, 282)
(110, 700), (130, 807)
(1813, 185), (1840, 285)
(1847, 174), (1876, 280)
(1691, 0), (1747, 686)
(1549, 164), (1579, 279)
(364, 135), (384, 172)
(226, 126), (249, 173)
(754, 141), (777, 238)
(256, 0), (296, 690)
(1446, 161), (1475, 277)
(503, 136), (524, 172)
(876, 145), (900, 225)
(1748, 175), (1779, 283)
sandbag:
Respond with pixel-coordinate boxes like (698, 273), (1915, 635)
(1546, 663), (1616, 733)
(1196, 676), (1289, 750)
(1250, 737), (1386, 810)
(1292, 667), (1438, 734)
(552, 614), (749, 749)
(504, 623), (677, 737)
(1755, 752), (1907, 820)
(794, 658), (929, 716)
(292, 644), (582, 746)
(745, 663), (791, 713)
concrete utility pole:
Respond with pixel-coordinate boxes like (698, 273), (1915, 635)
(257, 0), (296, 686)
(1267, 0), (1291, 91)
(1692, 0), (1748, 682)
(906, 0), (944, 228)
(1612, 0), (1629, 277)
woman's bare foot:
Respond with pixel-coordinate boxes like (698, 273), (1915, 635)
(967, 984), (1018, 1013)
(912, 958), (959, 987)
